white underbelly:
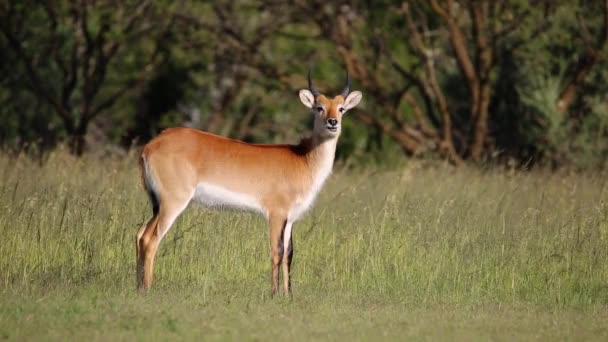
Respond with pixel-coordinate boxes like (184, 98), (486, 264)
(194, 183), (266, 216)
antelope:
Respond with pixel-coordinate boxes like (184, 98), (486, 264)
(135, 70), (363, 295)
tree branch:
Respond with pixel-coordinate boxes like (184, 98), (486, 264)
(557, 0), (608, 113)
(0, 22), (74, 131)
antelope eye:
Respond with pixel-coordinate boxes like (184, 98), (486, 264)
(339, 107), (345, 113)
(316, 106), (323, 112)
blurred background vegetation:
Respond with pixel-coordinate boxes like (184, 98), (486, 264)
(1, 0), (607, 168)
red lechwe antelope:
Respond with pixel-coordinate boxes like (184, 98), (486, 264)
(136, 71), (363, 295)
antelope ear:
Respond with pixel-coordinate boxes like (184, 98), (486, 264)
(343, 91), (362, 111)
(299, 89), (315, 109)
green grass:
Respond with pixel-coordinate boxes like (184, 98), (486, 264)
(1, 150), (607, 340)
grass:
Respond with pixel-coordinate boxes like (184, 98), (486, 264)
(0, 149), (607, 340)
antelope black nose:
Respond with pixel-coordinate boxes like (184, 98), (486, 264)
(328, 119), (338, 127)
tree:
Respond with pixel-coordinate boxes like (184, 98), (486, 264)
(292, 1), (555, 163)
(0, 0), (173, 154)
(1, 1), (607, 167)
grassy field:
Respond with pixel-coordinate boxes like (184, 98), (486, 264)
(0, 150), (607, 340)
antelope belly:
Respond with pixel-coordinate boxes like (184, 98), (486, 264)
(194, 183), (266, 216)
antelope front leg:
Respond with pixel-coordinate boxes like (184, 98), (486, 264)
(268, 214), (287, 296)
(282, 221), (294, 295)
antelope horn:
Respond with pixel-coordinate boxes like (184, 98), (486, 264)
(341, 71), (350, 97)
(307, 69), (320, 96)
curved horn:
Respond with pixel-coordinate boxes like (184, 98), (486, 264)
(341, 71), (350, 97)
(307, 69), (320, 96)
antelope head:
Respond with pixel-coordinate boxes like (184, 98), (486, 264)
(299, 70), (363, 138)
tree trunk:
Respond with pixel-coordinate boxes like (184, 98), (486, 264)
(69, 133), (86, 156)
(68, 118), (89, 156)
(470, 79), (492, 161)
(469, 2), (492, 162)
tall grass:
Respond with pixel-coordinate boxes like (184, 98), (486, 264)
(0, 149), (607, 306)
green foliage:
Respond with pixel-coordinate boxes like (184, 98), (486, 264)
(501, 2), (608, 168)
(1, 1), (608, 167)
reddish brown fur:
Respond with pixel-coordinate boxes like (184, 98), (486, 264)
(142, 128), (314, 213)
(316, 95), (345, 121)
(136, 129), (332, 295)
